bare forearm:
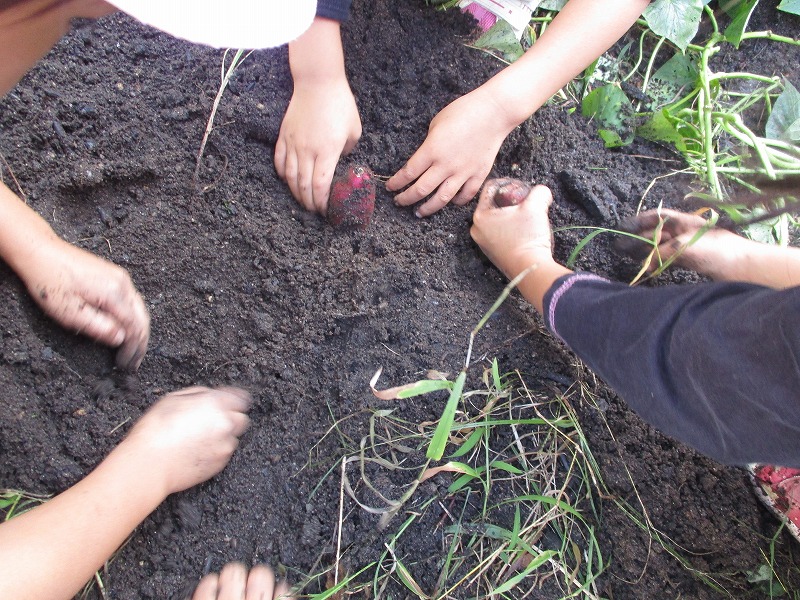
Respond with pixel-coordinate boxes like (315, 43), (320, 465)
(0, 444), (167, 600)
(0, 181), (62, 274)
(288, 16), (345, 86)
(0, 0), (115, 96)
(717, 240), (800, 290)
(486, 0), (650, 129)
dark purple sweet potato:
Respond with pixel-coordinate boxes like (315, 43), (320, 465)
(327, 164), (376, 230)
(490, 178), (533, 208)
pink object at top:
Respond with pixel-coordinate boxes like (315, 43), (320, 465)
(462, 3), (499, 32)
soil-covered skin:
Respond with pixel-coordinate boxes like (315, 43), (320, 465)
(1, 2), (798, 598)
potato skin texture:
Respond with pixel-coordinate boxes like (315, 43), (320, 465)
(491, 178), (533, 208)
(327, 164), (376, 230)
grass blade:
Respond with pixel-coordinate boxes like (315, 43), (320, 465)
(426, 371), (466, 461)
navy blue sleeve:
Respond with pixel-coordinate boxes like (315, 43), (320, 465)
(316, 0), (351, 21)
(542, 273), (800, 467)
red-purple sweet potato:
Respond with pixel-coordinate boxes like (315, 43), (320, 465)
(327, 164), (376, 230)
(490, 178), (533, 208)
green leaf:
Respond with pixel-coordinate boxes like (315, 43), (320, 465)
(472, 20), (524, 62)
(653, 53), (699, 88)
(396, 560), (429, 599)
(489, 460), (525, 475)
(597, 129), (628, 148)
(445, 461), (481, 478)
(744, 220), (779, 244)
(582, 84), (634, 147)
(491, 551), (559, 595)
(777, 0), (800, 15)
(566, 229), (605, 267)
(637, 109), (689, 152)
(448, 473), (474, 493)
(449, 427), (484, 458)
(427, 371), (466, 461)
(746, 563), (788, 596)
(447, 465), (487, 493)
(643, 0), (704, 50)
(490, 358), (501, 391)
(396, 379), (452, 399)
(539, 0), (567, 9)
(723, 0), (759, 47)
(582, 85), (633, 129)
(766, 80), (800, 142)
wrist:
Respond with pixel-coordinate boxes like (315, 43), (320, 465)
(698, 234), (761, 283)
(104, 438), (171, 505)
(289, 17), (345, 84)
(505, 248), (556, 280)
(516, 257), (574, 314)
(3, 226), (64, 283)
(477, 75), (531, 135)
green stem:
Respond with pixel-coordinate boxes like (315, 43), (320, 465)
(741, 31), (800, 46)
(639, 36), (666, 108)
(704, 4), (719, 35)
(698, 39), (723, 198)
(715, 167), (800, 175)
(710, 72), (780, 86)
(722, 117), (776, 178)
(622, 28), (648, 83)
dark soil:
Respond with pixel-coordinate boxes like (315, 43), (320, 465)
(1, 1), (798, 598)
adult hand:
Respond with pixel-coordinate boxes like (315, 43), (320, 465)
(122, 387), (252, 496)
(274, 78), (362, 215)
(387, 89), (512, 217)
(19, 238), (149, 371)
(194, 563), (293, 600)
(471, 181), (556, 279)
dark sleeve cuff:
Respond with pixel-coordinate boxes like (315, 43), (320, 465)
(542, 272), (611, 342)
(541, 272), (800, 467)
(316, 0), (352, 21)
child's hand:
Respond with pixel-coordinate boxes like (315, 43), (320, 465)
(274, 77), (362, 215)
(387, 89), (512, 217)
(194, 563), (293, 600)
(19, 237), (149, 371)
(471, 181), (556, 279)
(122, 387), (252, 496)
(615, 208), (750, 280)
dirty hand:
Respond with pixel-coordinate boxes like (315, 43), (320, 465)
(19, 237), (149, 371)
(275, 78), (362, 215)
(194, 563), (293, 600)
(471, 181), (556, 279)
(615, 208), (748, 280)
(122, 387), (252, 496)
(386, 90), (511, 218)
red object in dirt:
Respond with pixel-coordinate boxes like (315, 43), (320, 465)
(749, 464), (800, 543)
(490, 178), (533, 207)
(327, 164), (376, 230)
